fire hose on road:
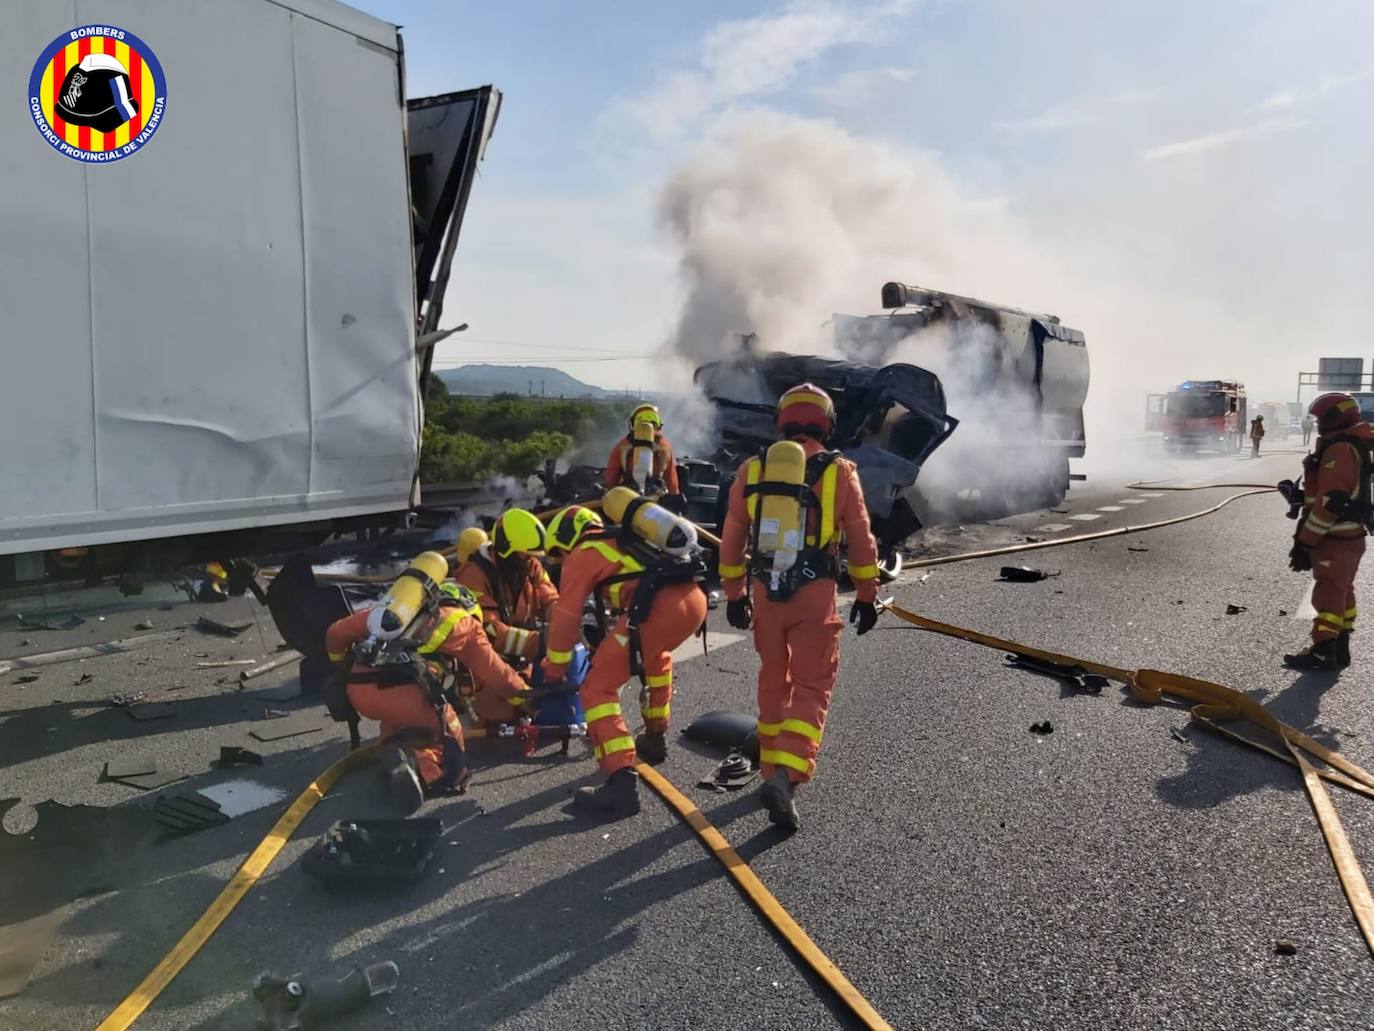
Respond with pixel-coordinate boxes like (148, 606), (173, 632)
(101, 480), (1374, 1030)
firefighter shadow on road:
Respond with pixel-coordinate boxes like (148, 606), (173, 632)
(1152, 674), (1345, 811)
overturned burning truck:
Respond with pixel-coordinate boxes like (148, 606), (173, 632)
(682, 282), (1089, 570)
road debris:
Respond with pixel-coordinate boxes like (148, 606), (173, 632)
(997, 566), (1059, 583)
(1127, 546), (1150, 553)
(254, 959), (401, 1029)
(16, 613), (85, 631)
(195, 616), (253, 638)
(198, 780), (288, 818)
(0, 628), (183, 677)
(120, 701), (176, 722)
(241, 651), (303, 683)
(154, 791), (230, 834)
(1225, 604), (1248, 615)
(250, 712), (324, 742)
(1004, 653), (1106, 694)
(1029, 721), (1054, 735)
(1170, 728), (1190, 744)
(214, 746), (264, 768)
(133, 620), (155, 631)
(1274, 940), (1298, 956)
(13, 673), (39, 684)
(697, 751), (758, 793)
(301, 819), (441, 888)
(682, 710), (760, 761)
(195, 659), (257, 669)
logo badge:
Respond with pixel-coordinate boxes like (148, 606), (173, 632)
(28, 25), (166, 163)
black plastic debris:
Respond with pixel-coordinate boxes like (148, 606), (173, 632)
(214, 746), (264, 768)
(1170, 728), (1190, 744)
(154, 791), (230, 834)
(250, 712), (324, 742)
(1029, 721), (1054, 735)
(112, 768), (188, 790)
(102, 755), (156, 781)
(681, 711), (760, 762)
(1127, 547), (1149, 553)
(254, 960), (400, 1030)
(997, 566), (1059, 583)
(1225, 604), (1248, 615)
(1004, 653), (1107, 695)
(697, 751), (759, 794)
(16, 613), (85, 631)
(195, 616), (252, 638)
(301, 820), (440, 887)
(14, 674), (39, 685)
(1274, 940), (1298, 956)
(123, 702), (176, 722)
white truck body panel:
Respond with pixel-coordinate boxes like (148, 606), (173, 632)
(0, 0), (419, 555)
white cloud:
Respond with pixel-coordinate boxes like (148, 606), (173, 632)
(996, 88), (1158, 133)
(1262, 66), (1371, 109)
(811, 66), (916, 107)
(616, 1), (919, 140)
(1141, 116), (1307, 161)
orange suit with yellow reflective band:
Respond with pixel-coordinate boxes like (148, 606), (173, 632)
(541, 536), (706, 775)
(453, 552), (558, 661)
(325, 607), (527, 788)
(604, 434), (681, 494)
(717, 439), (879, 785)
(1297, 422), (1374, 645)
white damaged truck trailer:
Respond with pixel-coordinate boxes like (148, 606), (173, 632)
(0, 0), (498, 586)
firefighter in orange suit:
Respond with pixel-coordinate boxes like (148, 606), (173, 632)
(326, 586), (529, 812)
(717, 383), (881, 833)
(540, 505), (707, 817)
(453, 509), (558, 665)
(604, 403), (681, 495)
(1284, 392), (1374, 670)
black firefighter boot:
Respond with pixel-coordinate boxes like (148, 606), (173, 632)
(634, 730), (668, 766)
(759, 769), (801, 833)
(1283, 639), (1341, 671)
(1337, 631), (1352, 669)
(573, 768), (642, 818)
(383, 745), (425, 815)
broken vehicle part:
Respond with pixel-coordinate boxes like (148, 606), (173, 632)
(300, 820), (440, 887)
(214, 746), (264, 768)
(241, 651), (304, 684)
(682, 711), (760, 762)
(1004, 653), (1106, 695)
(254, 959), (400, 1030)
(997, 566), (1059, 583)
(250, 713), (325, 742)
(15, 613), (85, 631)
(1029, 721), (1054, 735)
(154, 792), (230, 834)
(195, 617), (253, 638)
(697, 751), (759, 793)
(264, 555), (353, 662)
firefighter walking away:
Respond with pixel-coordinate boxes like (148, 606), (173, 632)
(1250, 413), (1265, 457)
(1283, 392), (1374, 670)
(717, 383), (881, 833)
(542, 500), (707, 818)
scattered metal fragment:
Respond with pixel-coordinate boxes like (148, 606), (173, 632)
(254, 959), (400, 1030)
(215, 746), (264, 768)
(153, 791), (230, 834)
(997, 566), (1059, 583)
(1127, 547), (1149, 553)
(697, 751), (759, 793)
(16, 613), (85, 631)
(195, 616), (252, 638)
(196, 659), (256, 669)
(240, 651), (303, 683)
(1170, 728), (1190, 744)
(108, 691), (147, 707)
(1004, 653), (1106, 694)
(1279, 609), (1289, 617)
(1225, 604), (1248, 615)
(1029, 721), (1054, 735)
(123, 702), (177, 722)
(102, 755), (156, 781)
(75, 673), (93, 685)
(301, 820), (440, 887)
(250, 712), (324, 742)
(112, 768), (188, 791)
(133, 620), (155, 631)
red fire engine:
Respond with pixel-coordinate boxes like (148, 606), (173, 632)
(1145, 380), (1247, 452)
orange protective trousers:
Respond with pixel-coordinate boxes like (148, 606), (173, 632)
(582, 583), (707, 775)
(1310, 535), (1365, 644)
(347, 682), (465, 787)
(751, 578), (841, 784)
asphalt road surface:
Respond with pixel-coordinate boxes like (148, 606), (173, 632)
(4, 444), (1374, 1030)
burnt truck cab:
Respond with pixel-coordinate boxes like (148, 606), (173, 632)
(692, 352), (958, 567)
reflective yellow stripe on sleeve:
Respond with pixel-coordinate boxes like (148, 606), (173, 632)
(585, 702), (623, 723)
(417, 610), (466, 654)
(1317, 612), (1345, 628)
(847, 563), (878, 581)
(719, 562), (747, 578)
(777, 718), (822, 743)
(646, 672), (672, 688)
(756, 721), (781, 737)
(327, 651), (347, 663)
(641, 704), (670, 720)
(545, 646), (574, 664)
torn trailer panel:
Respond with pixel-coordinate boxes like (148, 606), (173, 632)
(0, 0), (498, 584)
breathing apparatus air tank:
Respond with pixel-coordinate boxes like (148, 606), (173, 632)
(629, 421), (657, 492)
(364, 551), (450, 643)
(756, 441), (807, 593)
(603, 487), (698, 558)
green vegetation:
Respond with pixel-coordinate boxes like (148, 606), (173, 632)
(419, 379), (632, 484)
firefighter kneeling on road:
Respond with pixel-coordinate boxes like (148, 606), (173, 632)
(541, 499), (708, 818)
(605, 403), (681, 495)
(325, 554), (530, 812)
(1284, 392), (1374, 670)
(453, 509), (558, 722)
(717, 383), (881, 833)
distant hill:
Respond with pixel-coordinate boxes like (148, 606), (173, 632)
(436, 364), (616, 399)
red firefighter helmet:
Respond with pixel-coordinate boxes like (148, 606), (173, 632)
(1310, 392), (1362, 432)
(776, 383), (836, 438)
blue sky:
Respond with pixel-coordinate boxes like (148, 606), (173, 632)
(359, 0), (1374, 410)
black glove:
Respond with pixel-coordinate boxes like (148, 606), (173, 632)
(849, 600), (879, 636)
(1289, 541), (1312, 572)
(726, 598), (752, 631)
